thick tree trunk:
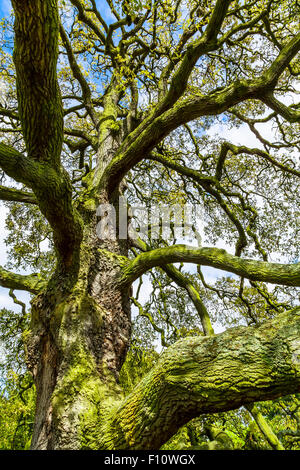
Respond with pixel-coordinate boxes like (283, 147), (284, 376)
(98, 306), (300, 450)
(27, 216), (131, 450)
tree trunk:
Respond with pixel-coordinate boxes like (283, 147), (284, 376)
(27, 215), (131, 450)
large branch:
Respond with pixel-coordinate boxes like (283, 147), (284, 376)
(0, 185), (37, 204)
(121, 245), (300, 287)
(99, 306), (300, 449)
(0, 266), (46, 294)
(6, 1), (83, 268)
(11, 0), (63, 167)
(157, 0), (233, 114)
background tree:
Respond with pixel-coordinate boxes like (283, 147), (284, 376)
(0, 0), (299, 450)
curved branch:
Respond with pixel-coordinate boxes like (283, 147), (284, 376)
(132, 237), (214, 336)
(0, 266), (46, 294)
(69, 0), (106, 44)
(216, 142), (300, 179)
(121, 245), (300, 287)
(99, 306), (300, 449)
(12, 0), (63, 167)
(100, 32), (300, 195)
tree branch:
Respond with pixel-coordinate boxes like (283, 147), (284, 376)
(0, 107), (19, 120)
(59, 23), (99, 127)
(131, 237), (214, 336)
(7, 1), (83, 268)
(216, 142), (300, 179)
(121, 245), (300, 287)
(0, 142), (41, 186)
(69, 0), (106, 44)
(98, 306), (300, 449)
(100, 32), (300, 195)
(156, 0), (233, 114)
(0, 185), (37, 204)
(245, 403), (284, 450)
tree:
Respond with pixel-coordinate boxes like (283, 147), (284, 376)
(0, 0), (299, 450)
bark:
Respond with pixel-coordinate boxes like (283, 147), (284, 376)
(96, 306), (300, 450)
(245, 403), (284, 450)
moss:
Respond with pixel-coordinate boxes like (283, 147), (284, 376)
(51, 340), (123, 449)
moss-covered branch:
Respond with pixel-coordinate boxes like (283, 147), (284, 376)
(0, 107), (19, 120)
(0, 142), (40, 185)
(245, 403), (284, 450)
(97, 306), (300, 449)
(6, 1), (83, 268)
(215, 142), (300, 179)
(261, 93), (300, 123)
(121, 245), (300, 287)
(59, 23), (99, 127)
(0, 266), (46, 294)
(156, 0), (233, 114)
